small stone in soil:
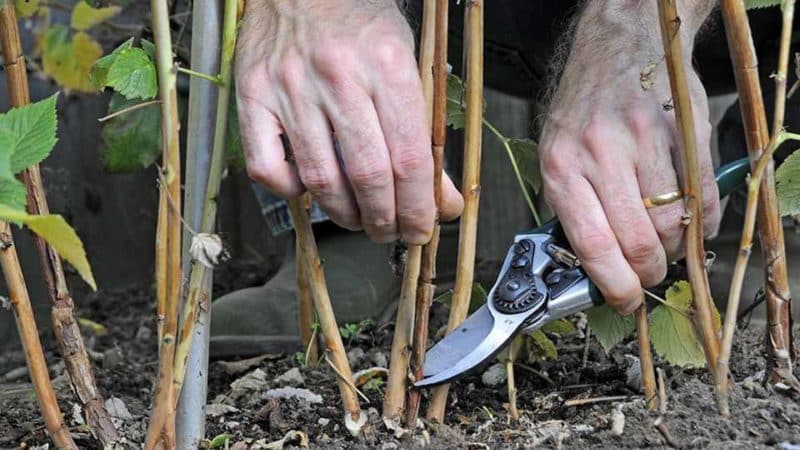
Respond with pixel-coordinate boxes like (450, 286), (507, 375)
(135, 326), (152, 342)
(370, 350), (388, 368)
(318, 418), (330, 426)
(273, 367), (304, 386)
(103, 347), (124, 369)
(481, 362), (507, 387)
(263, 386), (322, 404)
(3, 366), (27, 382)
(347, 347), (367, 368)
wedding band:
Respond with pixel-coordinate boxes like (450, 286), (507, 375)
(642, 190), (683, 208)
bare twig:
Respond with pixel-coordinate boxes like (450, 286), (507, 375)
(288, 198), (365, 433)
(563, 395), (633, 407)
(297, 195), (318, 364)
(634, 305), (658, 411)
(656, 0), (720, 379)
(506, 338), (521, 421)
(427, 0), (484, 423)
(657, 367), (668, 415)
(323, 354), (370, 403)
(406, 0), (448, 427)
(97, 100), (161, 122)
(717, 0), (798, 416)
(145, 0), (184, 446)
(0, 226), (77, 449)
(654, 416), (680, 448)
(0, 3), (118, 446)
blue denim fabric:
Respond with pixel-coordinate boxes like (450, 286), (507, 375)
(251, 183), (330, 236)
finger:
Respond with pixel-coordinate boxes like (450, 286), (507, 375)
(545, 174), (643, 315)
(633, 114), (685, 261)
(694, 120), (721, 238)
(372, 67), (436, 244)
(439, 172), (464, 222)
(236, 88), (303, 197)
(584, 125), (667, 288)
(278, 73), (361, 230)
(325, 87), (398, 243)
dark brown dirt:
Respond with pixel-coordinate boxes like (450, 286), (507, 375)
(1, 262), (800, 449)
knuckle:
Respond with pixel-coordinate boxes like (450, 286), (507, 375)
(392, 147), (430, 182)
(581, 119), (616, 155)
(299, 166), (335, 196)
(349, 165), (392, 191)
(371, 36), (414, 74)
(312, 42), (356, 84)
(575, 229), (617, 265)
(540, 148), (571, 183)
(275, 53), (305, 91)
(399, 205), (434, 234)
(625, 236), (660, 267)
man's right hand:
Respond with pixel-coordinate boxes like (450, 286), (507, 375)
(235, 0), (463, 245)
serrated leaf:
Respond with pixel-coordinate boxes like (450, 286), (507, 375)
(140, 38), (157, 61)
(71, 1), (120, 31)
(0, 131), (27, 210)
(15, 0), (41, 18)
(745, 0), (782, 8)
(40, 27), (103, 93)
(585, 304), (635, 351)
(434, 282), (487, 315)
(0, 94), (58, 174)
(649, 281), (706, 368)
(527, 330), (558, 360)
(446, 74), (467, 130)
(507, 138), (541, 194)
(106, 48), (157, 100)
(89, 37), (134, 90)
(0, 205), (96, 290)
(776, 149), (800, 216)
(101, 94), (161, 172)
(540, 318), (576, 334)
(226, 95), (245, 170)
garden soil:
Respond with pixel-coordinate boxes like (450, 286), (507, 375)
(1, 260), (799, 449)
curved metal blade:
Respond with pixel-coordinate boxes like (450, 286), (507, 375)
(416, 305), (533, 387)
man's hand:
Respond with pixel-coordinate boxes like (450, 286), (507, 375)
(235, 0), (463, 244)
(540, 1), (720, 315)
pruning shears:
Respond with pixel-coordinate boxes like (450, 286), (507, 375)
(415, 157), (751, 387)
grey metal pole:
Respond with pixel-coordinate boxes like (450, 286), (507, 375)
(176, 0), (222, 447)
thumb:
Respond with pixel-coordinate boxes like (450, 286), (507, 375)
(439, 172), (464, 222)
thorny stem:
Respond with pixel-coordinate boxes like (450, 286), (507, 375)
(0, 2), (118, 446)
(406, 0), (447, 427)
(483, 120), (541, 226)
(656, 0), (720, 380)
(176, 66), (223, 85)
(172, 0), (239, 401)
(297, 199), (319, 365)
(145, 0), (184, 446)
(717, 0), (798, 416)
(427, 0), (484, 423)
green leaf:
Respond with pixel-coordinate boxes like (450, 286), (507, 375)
(140, 38), (157, 61)
(528, 330), (558, 360)
(0, 94), (58, 174)
(71, 1), (120, 31)
(209, 433), (234, 449)
(101, 94), (162, 172)
(89, 37), (134, 90)
(105, 48), (157, 100)
(446, 74), (467, 130)
(226, 94), (245, 171)
(39, 27), (103, 93)
(540, 318), (576, 335)
(0, 205), (96, 290)
(434, 282), (487, 315)
(745, 0), (782, 8)
(15, 0), (41, 18)
(507, 138), (541, 194)
(585, 304), (635, 351)
(0, 132), (27, 210)
(649, 281), (706, 368)
(776, 149), (800, 216)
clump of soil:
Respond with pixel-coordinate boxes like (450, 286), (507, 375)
(1, 263), (799, 449)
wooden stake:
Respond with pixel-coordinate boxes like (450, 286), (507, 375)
(297, 195), (318, 364)
(634, 305), (658, 411)
(407, 0), (449, 427)
(717, 0), (798, 415)
(0, 3), (118, 445)
(656, 0), (720, 378)
(145, 0), (183, 446)
(288, 198), (365, 433)
(0, 225), (77, 449)
(427, 0), (484, 422)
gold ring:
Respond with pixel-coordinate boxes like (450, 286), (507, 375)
(642, 190), (683, 208)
